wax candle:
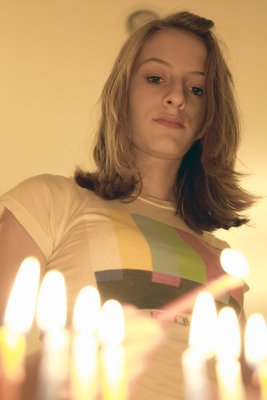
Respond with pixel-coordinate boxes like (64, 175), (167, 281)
(99, 299), (127, 400)
(36, 270), (70, 400)
(161, 248), (249, 321)
(245, 313), (267, 399)
(71, 286), (101, 400)
(181, 291), (217, 400)
(0, 257), (40, 400)
(215, 307), (245, 400)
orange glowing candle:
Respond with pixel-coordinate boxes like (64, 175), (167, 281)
(36, 270), (70, 400)
(0, 257), (40, 400)
(215, 307), (245, 400)
(161, 249), (249, 321)
(181, 291), (217, 400)
(99, 299), (127, 400)
(71, 286), (101, 400)
(245, 313), (267, 400)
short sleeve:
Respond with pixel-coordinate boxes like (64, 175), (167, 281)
(0, 174), (75, 259)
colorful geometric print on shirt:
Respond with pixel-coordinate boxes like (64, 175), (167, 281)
(93, 211), (242, 314)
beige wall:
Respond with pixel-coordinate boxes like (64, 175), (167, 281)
(1, 0), (266, 318)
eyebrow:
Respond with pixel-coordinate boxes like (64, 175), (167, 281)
(138, 57), (205, 76)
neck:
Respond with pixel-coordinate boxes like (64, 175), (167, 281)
(135, 154), (181, 201)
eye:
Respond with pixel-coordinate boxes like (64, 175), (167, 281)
(191, 86), (204, 97)
(146, 76), (163, 84)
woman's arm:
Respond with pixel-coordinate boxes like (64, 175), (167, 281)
(0, 208), (47, 321)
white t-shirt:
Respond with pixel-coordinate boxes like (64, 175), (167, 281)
(0, 174), (243, 316)
(0, 174), (244, 399)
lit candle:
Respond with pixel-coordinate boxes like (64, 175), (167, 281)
(215, 307), (245, 400)
(161, 249), (249, 321)
(181, 291), (217, 400)
(0, 257), (40, 400)
(99, 299), (127, 400)
(71, 286), (101, 400)
(245, 313), (267, 399)
(36, 270), (70, 400)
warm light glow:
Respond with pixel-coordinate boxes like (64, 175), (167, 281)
(102, 345), (125, 399)
(215, 307), (241, 360)
(36, 270), (67, 331)
(181, 348), (209, 399)
(73, 286), (101, 333)
(72, 335), (98, 382)
(99, 300), (126, 400)
(245, 313), (267, 366)
(71, 287), (100, 399)
(71, 326), (98, 400)
(189, 291), (217, 358)
(220, 249), (249, 278)
(216, 358), (244, 400)
(98, 300), (124, 345)
(215, 307), (245, 399)
(4, 257), (40, 333)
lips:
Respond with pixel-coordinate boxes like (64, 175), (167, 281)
(154, 115), (185, 129)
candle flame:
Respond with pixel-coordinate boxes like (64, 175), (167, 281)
(4, 257), (40, 333)
(73, 286), (101, 333)
(189, 291), (217, 357)
(215, 307), (241, 360)
(36, 270), (67, 331)
(220, 249), (249, 278)
(245, 313), (267, 366)
(98, 300), (124, 345)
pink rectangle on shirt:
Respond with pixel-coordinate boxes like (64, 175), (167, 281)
(152, 272), (181, 287)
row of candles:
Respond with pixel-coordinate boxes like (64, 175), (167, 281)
(182, 292), (267, 400)
(0, 257), (128, 400)
(0, 250), (266, 399)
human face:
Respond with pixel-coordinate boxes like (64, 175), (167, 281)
(128, 28), (207, 164)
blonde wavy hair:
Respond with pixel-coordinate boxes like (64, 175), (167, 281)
(75, 11), (256, 233)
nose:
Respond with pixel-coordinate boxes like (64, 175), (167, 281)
(163, 84), (185, 110)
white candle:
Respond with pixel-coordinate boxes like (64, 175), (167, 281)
(99, 299), (127, 400)
(36, 270), (70, 400)
(181, 291), (217, 400)
(245, 313), (267, 399)
(0, 257), (40, 400)
(71, 286), (101, 400)
(161, 249), (249, 321)
(215, 307), (245, 400)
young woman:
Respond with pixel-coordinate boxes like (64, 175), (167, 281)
(0, 11), (256, 399)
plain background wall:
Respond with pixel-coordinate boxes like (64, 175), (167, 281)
(0, 0), (266, 318)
